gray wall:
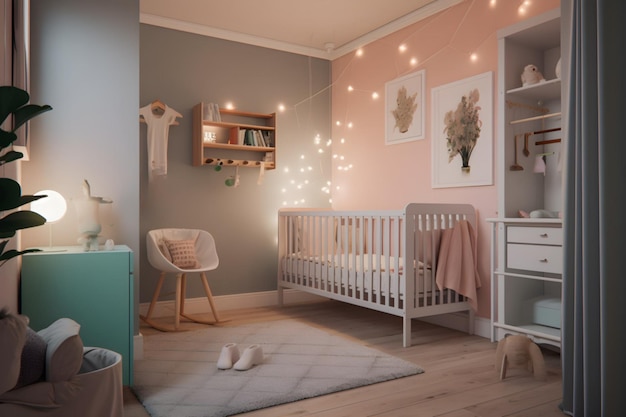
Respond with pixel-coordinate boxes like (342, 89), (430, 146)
(21, 0), (140, 308)
(139, 25), (331, 303)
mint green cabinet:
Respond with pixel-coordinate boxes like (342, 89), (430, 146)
(21, 246), (134, 385)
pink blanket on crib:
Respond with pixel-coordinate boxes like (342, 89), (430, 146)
(435, 220), (481, 310)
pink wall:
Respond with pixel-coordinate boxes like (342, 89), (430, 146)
(330, 0), (560, 318)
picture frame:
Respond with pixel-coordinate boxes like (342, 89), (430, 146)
(385, 70), (425, 145)
(431, 71), (493, 188)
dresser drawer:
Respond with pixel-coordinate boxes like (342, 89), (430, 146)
(507, 243), (563, 274)
(507, 226), (562, 245)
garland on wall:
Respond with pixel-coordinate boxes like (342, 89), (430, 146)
(216, 0), (538, 206)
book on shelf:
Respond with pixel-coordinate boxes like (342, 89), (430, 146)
(240, 129), (273, 147)
(203, 102), (222, 122)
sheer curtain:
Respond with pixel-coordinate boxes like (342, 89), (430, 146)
(561, 1), (626, 416)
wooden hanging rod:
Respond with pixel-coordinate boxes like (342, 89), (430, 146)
(510, 112), (561, 125)
(533, 127), (561, 135)
(204, 157), (275, 169)
(535, 138), (561, 145)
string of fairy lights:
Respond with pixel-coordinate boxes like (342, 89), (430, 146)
(217, 0), (535, 207)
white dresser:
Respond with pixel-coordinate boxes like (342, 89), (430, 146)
(488, 218), (562, 348)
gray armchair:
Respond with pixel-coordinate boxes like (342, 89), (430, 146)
(0, 311), (123, 417)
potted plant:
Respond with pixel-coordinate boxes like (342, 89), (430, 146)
(0, 86), (52, 266)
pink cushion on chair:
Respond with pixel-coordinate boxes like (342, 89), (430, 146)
(164, 239), (201, 269)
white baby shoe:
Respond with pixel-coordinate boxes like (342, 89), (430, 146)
(233, 344), (264, 371)
(217, 343), (240, 370)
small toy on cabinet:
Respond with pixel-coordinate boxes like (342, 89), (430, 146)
(521, 64), (545, 87)
(495, 335), (546, 380)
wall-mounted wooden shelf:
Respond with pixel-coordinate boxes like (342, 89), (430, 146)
(192, 103), (276, 169)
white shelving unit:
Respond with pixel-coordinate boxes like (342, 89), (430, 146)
(489, 8), (563, 349)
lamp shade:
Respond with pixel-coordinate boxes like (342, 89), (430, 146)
(30, 190), (67, 223)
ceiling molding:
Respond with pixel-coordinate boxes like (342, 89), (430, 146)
(140, 13), (332, 60)
(140, 0), (463, 61)
(329, 0), (463, 59)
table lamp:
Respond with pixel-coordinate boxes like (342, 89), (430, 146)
(30, 190), (67, 247)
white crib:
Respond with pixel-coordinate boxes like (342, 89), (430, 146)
(277, 203), (478, 347)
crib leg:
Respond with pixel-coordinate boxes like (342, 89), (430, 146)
(277, 285), (284, 306)
(468, 309), (475, 335)
(403, 316), (412, 347)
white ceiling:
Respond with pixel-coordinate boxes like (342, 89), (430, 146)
(139, 0), (463, 60)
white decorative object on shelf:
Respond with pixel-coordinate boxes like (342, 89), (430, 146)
(520, 64), (545, 87)
(74, 179), (112, 251)
(555, 58), (562, 79)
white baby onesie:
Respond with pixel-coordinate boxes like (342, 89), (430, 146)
(140, 104), (182, 181)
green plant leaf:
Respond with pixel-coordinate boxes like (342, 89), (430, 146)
(0, 150), (24, 166)
(0, 86), (29, 125)
(13, 103), (53, 131)
(0, 247), (42, 262)
(0, 178), (45, 210)
(0, 210), (47, 238)
(0, 130), (17, 150)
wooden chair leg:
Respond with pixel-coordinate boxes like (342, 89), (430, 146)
(174, 273), (183, 330)
(141, 272), (185, 332)
(179, 272), (224, 325)
(200, 272), (221, 323)
(180, 273), (187, 317)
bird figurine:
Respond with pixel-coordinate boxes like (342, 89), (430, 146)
(520, 64), (545, 87)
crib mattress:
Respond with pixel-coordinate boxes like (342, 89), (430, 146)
(280, 253), (435, 297)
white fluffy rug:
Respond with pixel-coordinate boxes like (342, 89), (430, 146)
(133, 319), (423, 417)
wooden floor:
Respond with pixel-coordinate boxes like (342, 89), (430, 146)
(124, 300), (564, 417)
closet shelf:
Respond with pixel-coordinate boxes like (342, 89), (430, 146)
(507, 78), (561, 101)
(510, 111), (561, 125)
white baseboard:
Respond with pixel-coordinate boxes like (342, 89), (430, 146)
(136, 290), (491, 353)
(137, 289), (322, 318)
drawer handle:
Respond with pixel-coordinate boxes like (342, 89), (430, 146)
(539, 233), (549, 238)
(539, 258), (549, 263)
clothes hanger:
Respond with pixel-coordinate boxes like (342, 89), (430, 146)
(151, 99), (166, 114)
(140, 99), (180, 125)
